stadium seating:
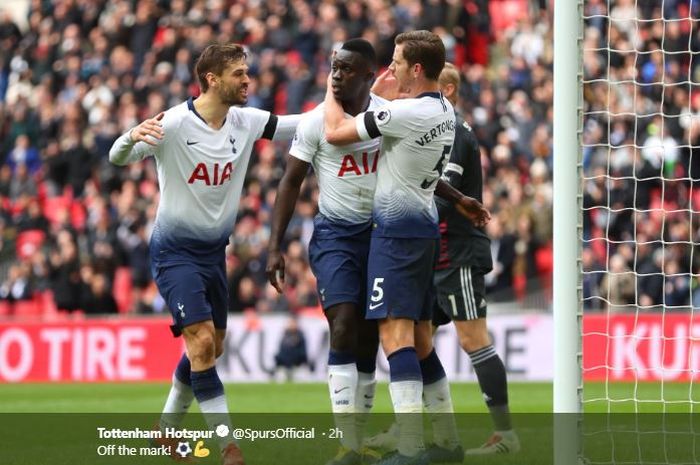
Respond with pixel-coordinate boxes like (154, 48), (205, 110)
(16, 229), (45, 259)
(113, 267), (133, 314)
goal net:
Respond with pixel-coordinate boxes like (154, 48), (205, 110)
(579, 1), (700, 463)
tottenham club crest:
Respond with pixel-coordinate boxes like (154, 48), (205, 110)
(229, 136), (237, 154)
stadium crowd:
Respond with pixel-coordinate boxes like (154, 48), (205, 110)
(583, 0), (700, 311)
(0, 0), (553, 317)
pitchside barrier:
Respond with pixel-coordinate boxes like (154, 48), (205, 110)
(0, 311), (696, 383)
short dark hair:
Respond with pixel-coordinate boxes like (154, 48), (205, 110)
(395, 30), (445, 80)
(340, 38), (377, 71)
(195, 43), (247, 92)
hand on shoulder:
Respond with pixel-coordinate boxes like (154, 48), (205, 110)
(130, 112), (165, 146)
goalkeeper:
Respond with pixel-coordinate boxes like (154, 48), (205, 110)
(431, 62), (518, 455)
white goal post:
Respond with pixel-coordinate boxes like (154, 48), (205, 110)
(563, 0), (700, 463)
(553, 0), (584, 415)
(553, 0), (583, 463)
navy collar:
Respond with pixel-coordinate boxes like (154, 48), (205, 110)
(188, 97), (226, 126)
(187, 97), (207, 124)
(416, 91), (442, 99)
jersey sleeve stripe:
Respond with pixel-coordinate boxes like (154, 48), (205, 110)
(261, 114), (278, 140)
(444, 162), (464, 175)
(363, 111), (381, 139)
(356, 114), (370, 140)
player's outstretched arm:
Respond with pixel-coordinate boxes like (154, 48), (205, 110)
(266, 155), (310, 293)
(269, 114), (305, 141)
(435, 179), (491, 227)
(109, 112), (165, 165)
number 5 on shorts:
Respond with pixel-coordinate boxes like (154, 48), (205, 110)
(370, 278), (385, 305)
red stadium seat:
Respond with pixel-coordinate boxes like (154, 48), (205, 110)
(489, 0), (528, 39)
(38, 290), (59, 317)
(535, 242), (553, 275)
(8, 198), (25, 217)
(42, 196), (71, 225)
(70, 202), (86, 231)
(113, 267), (133, 313)
(16, 229), (46, 259)
(513, 274), (527, 301)
(692, 190), (700, 212)
(13, 299), (41, 319)
(535, 243), (553, 300)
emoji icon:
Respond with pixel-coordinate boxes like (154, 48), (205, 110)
(194, 441), (210, 458)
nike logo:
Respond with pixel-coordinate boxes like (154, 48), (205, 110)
(186, 139), (199, 145)
(368, 302), (384, 310)
(334, 387), (349, 394)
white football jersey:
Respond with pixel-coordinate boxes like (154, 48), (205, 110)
(356, 92), (456, 238)
(289, 93), (386, 224)
(110, 98), (286, 264)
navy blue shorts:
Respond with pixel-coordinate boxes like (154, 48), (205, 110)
(152, 260), (228, 337)
(308, 215), (371, 311)
(365, 237), (437, 321)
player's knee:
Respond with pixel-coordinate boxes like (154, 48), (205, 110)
(379, 328), (412, 355)
(329, 323), (356, 352)
(188, 332), (216, 364)
(454, 319), (491, 352)
(458, 331), (490, 353)
(328, 310), (358, 352)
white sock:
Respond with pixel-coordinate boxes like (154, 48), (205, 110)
(159, 376), (194, 430)
(423, 377), (460, 449)
(389, 380), (424, 457)
(199, 395), (234, 449)
(328, 363), (360, 451)
(355, 371), (376, 446)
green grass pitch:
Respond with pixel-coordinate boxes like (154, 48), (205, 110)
(0, 381), (694, 413)
(0, 381), (550, 413)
